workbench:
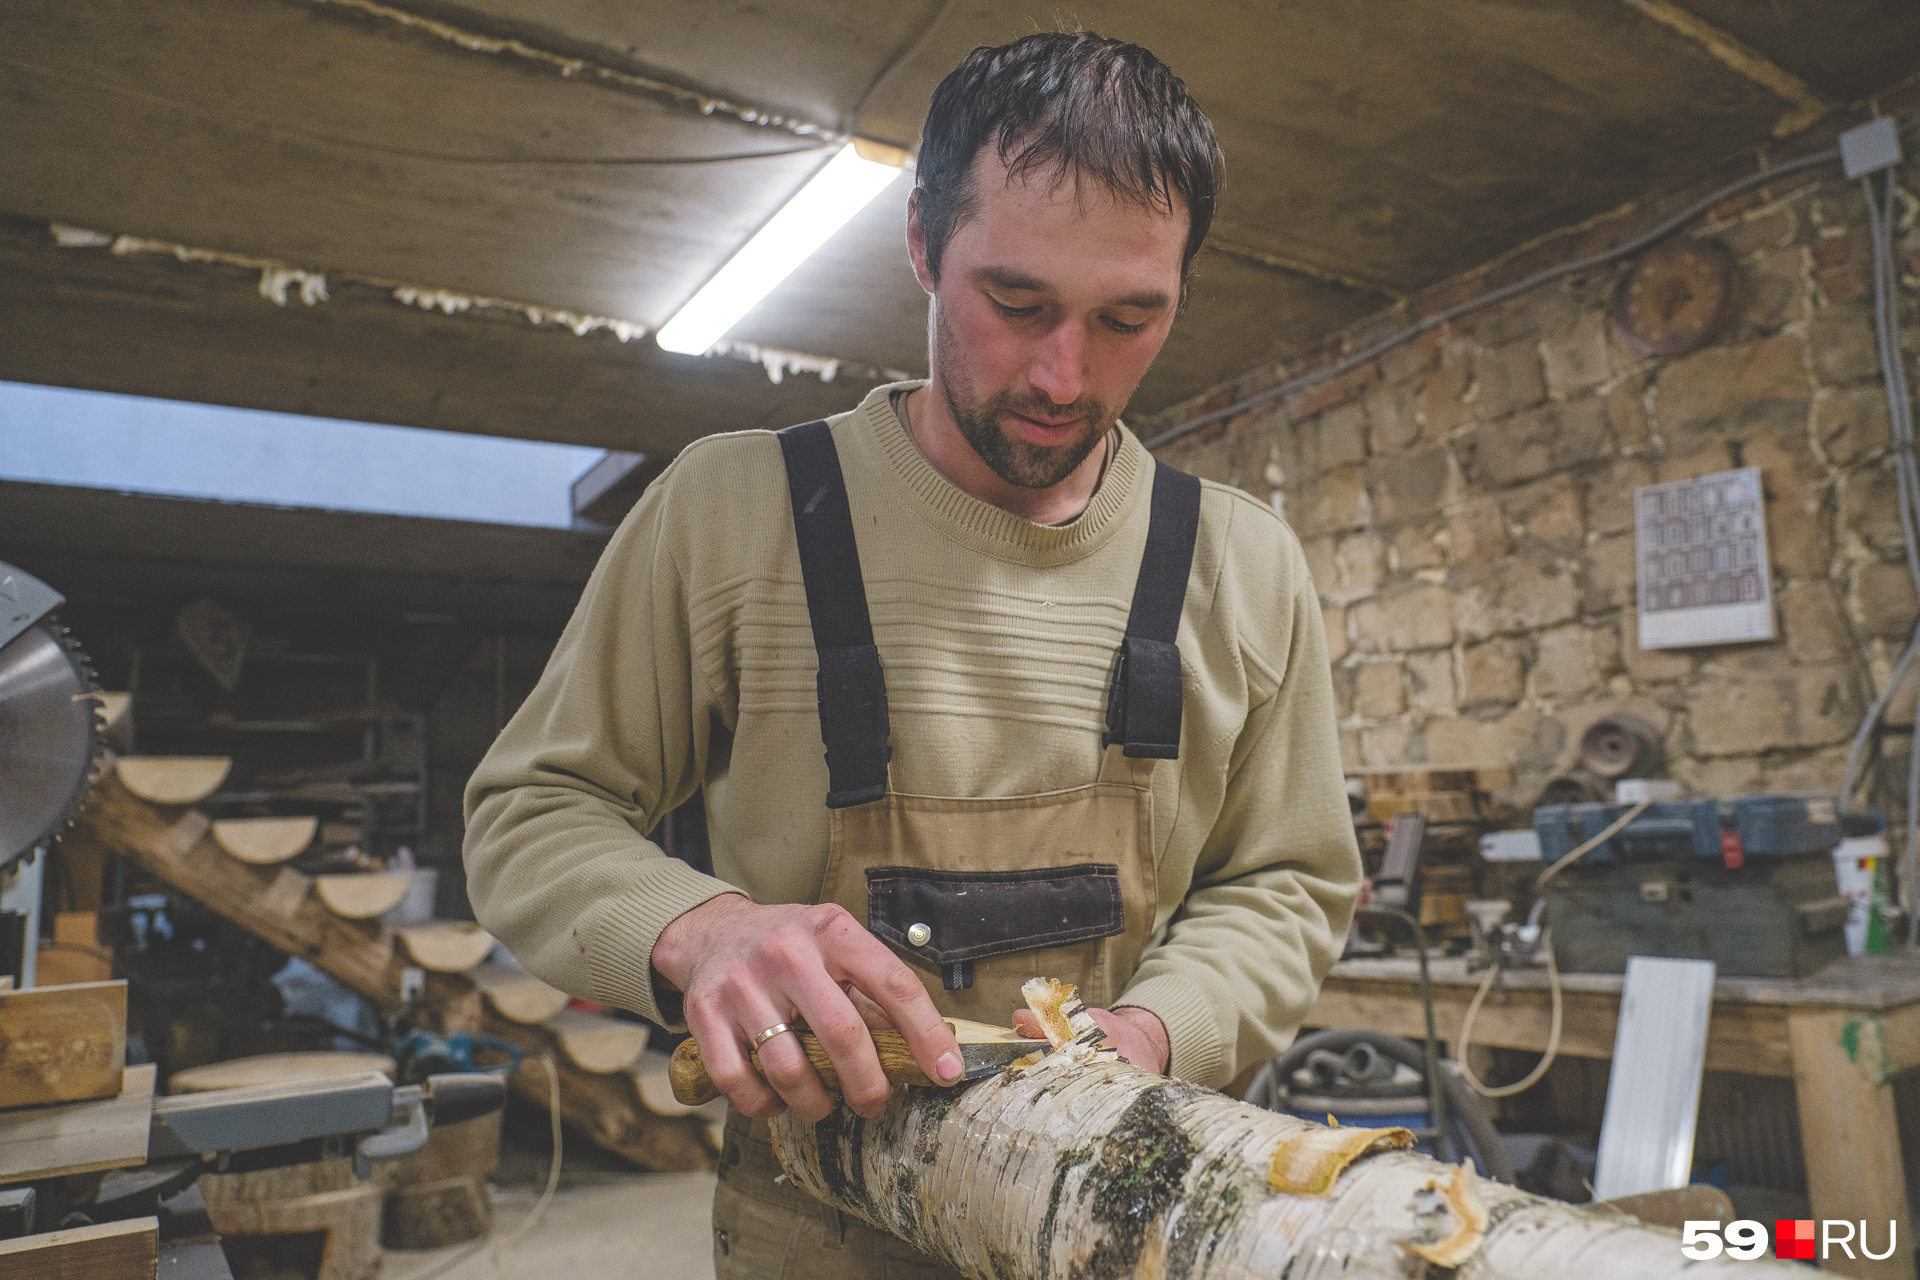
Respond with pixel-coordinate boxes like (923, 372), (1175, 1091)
(1305, 953), (1920, 1280)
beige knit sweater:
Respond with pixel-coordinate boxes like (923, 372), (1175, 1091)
(464, 383), (1359, 1088)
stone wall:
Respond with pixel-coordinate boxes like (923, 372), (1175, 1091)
(1155, 122), (1918, 813)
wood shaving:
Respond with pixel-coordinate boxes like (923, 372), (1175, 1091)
(1267, 1123), (1415, 1196)
(1404, 1160), (1490, 1267)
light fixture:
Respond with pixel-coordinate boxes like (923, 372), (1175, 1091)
(655, 140), (906, 356)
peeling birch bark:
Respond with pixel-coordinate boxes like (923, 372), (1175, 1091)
(770, 1048), (1801, 1280)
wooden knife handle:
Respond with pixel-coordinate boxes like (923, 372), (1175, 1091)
(668, 1028), (934, 1107)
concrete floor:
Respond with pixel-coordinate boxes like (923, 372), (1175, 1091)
(381, 1173), (719, 1280)
(379, 1098), (718, 1280)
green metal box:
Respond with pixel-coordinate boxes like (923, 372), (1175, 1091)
(1544, 854), (1850, 978)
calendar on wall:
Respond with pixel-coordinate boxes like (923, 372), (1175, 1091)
(1634, 466), (1776, 649)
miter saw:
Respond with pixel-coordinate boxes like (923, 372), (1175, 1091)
(0, 560), (104, 875)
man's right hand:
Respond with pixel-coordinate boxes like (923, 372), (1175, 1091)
(650, 893), (962, 1123)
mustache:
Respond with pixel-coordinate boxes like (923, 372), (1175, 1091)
(993, 391), (1102, 427)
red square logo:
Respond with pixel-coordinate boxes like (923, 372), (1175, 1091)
(1776, 1219), (1817, 1260)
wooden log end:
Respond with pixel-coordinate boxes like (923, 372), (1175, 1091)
(169, 1052), (395, 1095)
(544, 1007), (650, 1074)
(471, 963), (570, 1024)
(212, 815), (318, 865)
(313, 871), (414, 920)
(396, 922), (496, 973)
(381, 1175), (491, 1250)
(113, 756), (232, 806)
(0, 979), (128, 1108)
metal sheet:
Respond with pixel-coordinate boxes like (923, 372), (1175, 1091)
(1592, 955), (1717, 1200)
(149, 1072), (394, 1157)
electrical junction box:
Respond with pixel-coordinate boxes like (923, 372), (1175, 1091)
(1534, 796), (1848, 977)
(1841, 117), (1902, 180)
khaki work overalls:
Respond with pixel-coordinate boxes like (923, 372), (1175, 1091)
(713, 419), (1201, 1279)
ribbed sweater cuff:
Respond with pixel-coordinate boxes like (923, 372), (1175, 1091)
(584, 864), (743, 1029)
(1116, 972), (1228, 1088)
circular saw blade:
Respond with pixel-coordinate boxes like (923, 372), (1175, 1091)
(0, 619), (102, 872)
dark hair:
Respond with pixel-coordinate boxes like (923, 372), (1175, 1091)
(914, 32), (1224, 295)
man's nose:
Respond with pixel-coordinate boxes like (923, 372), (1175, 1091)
(1026, 319), (1086, 408)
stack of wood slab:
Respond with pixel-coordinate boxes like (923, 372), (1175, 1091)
(66, 758), (722, 1173)
(1349, 765), (1516, 828)
(0, 979), (152, 1183)
(0, 977), (161, 1279)
(1348, 765), (1519, 940)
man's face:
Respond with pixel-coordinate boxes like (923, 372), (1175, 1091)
(908, 149), (1188, 490)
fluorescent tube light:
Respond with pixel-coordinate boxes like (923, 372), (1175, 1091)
(655, 142), (904, 356)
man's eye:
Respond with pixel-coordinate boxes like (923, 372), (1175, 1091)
(1103, 316), (1146, 335)
(989, 297), (1040, 318)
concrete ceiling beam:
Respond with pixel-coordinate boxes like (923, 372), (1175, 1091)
(304, 0), (850, 145)
(0, 216), (883, 453)
(1616, 0), (1834, 135)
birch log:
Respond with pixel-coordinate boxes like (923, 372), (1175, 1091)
(771, 1044), (1800, 1280)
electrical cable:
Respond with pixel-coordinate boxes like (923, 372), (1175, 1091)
(1454, 799), (1652, 1099)
(1146, 139), (1873, 452)
(387, 1054), (563, 1280)
(1350, 904), (1448, 1161)
(1840, 158), (1920, 948)
(1457, 939), (1562, 1100)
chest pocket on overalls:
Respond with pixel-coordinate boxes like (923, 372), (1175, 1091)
(776, 418), (1200, 1024)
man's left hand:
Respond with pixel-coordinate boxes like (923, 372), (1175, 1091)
(1010, 1005), (1169, 1074)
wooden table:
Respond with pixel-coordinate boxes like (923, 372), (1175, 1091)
(1304, 953), (1920, 1279)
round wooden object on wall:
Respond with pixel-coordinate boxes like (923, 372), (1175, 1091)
(1613, 237), (1737, 356)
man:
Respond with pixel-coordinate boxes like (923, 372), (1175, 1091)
(466, 30), (1360, 1279)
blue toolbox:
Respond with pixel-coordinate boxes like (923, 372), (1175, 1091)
(1532, 796), (1849, 977)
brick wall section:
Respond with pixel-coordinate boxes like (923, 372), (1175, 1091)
(1156, 140), (1919, 810)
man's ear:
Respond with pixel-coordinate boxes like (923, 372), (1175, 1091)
(905, 188), (937, 295)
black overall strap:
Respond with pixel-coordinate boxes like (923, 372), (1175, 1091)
(778, 420), (891, 809)
(1104, 461), (1202, 759)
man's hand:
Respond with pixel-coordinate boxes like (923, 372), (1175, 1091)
(651, 894), (962, 1123)
(1010, 1004), (1170, 1074)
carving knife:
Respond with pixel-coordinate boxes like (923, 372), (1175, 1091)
(668, 1017), (1048, 1107)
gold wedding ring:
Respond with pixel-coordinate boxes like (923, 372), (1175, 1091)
(751, 1022), (796, 1051)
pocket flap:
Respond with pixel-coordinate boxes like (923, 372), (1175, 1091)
(864, 864), (1125, 964)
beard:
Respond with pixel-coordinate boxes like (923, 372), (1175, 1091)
(932, 302), (1117, 490)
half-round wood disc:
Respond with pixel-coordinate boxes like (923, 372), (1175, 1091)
(396, 922), (496, 973)
(545, 1008), (649, 1074)
(95, 691), (132, 735)
(470, 964), (570, 1024)
(313, 871), (414, 920)
(212, 815), (318, 865)
(115, 756), (232, 805)
(170, 1050), (394, 1094)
